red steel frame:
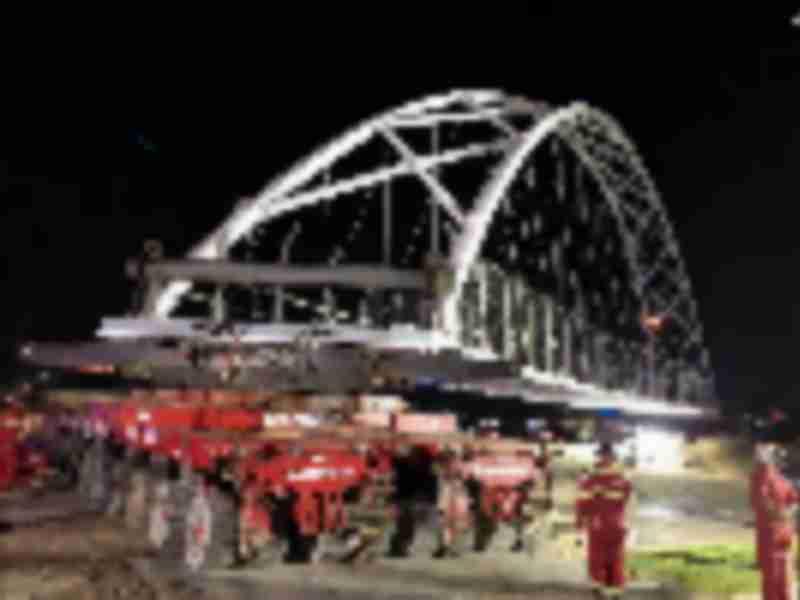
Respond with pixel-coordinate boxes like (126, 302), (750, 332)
(66, 388), (548, 561)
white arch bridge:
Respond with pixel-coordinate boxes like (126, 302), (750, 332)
(97, 89), (715, 411)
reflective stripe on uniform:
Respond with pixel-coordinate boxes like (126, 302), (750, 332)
(601, 586), (624, 597)
(360, 526), (382, 538)
(601, 490), (626, 500)
(594, 465), (623, 475)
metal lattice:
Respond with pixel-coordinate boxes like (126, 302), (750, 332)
(147, 90), (712, 400)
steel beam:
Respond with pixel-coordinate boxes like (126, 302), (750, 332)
(137, 260), (426, 291)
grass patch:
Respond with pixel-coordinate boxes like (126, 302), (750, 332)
(628, 544), (759, 594)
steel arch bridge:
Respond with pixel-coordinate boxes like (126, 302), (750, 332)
(121, 89), (714, 406)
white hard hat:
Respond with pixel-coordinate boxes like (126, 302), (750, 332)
(755, 443), (776, 464)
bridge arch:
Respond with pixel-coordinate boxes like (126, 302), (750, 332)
(153, 89), (511, 316)
(443, 102), (704, 364)
(151, 89), (708, 377)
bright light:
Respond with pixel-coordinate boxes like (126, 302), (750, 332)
(635, 427), (684, 473)
(641, 313), (665, 330)
(567, 396), (706, 417)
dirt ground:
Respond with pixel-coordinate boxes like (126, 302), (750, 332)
(0, 457), (753, 600)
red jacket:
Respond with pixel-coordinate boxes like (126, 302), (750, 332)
(751, 462), (798, 551)
(576, 459), (633, 537)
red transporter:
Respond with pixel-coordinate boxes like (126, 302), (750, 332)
(0, 406), (49, 490)
(0, 409), (21, 489)
(751, 442), (799, 600)
(463, 448), (543, 554)
(575, 442), (633, 599)
(237, 439), (369, 563)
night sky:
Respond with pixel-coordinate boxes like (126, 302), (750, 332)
(1, 6), (798, 416)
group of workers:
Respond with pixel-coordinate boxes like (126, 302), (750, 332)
(430, 437), (634, 597)
(6, 382), (800, 598)
(567, 434), (800, 600)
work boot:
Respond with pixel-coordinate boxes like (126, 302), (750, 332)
(433, 544), (459, 559)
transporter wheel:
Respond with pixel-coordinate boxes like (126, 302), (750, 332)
(77, 441), (95, 500)
(241, 493), (293, 567)
(248, 538), (289, 568)
(159, 474), (196, 564)
(124, 469), (151, 532)
(338, 518), (396, 563)
(79, 438), (108, 505)
(286, 528), (346, 564)
(106, 445), (135, 518)
(179, 477), (241, 572)
(200, 483), (240, 570)
(342, 485), (396, 562)
(145, 457), (172, 550)
(311, 533), (336, 564)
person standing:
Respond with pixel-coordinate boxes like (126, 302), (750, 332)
(575, 442), (634, 598)
(751, 440), (799, 600)
(433, 447), (470, 558)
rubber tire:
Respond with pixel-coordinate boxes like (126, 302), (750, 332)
(159, 479), (195, 565)
(248, 538), (288, 568)
(201, 485), (240, 570)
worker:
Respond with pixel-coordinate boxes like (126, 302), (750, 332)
(433, 446), (469, 558)
(751, 440), (799, 600)
(536, 431), (556, 509)
(575, 442), (633, 598)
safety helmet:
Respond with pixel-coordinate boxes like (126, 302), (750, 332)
(755, 442), (777, 464)
(595, 441), (615, 459)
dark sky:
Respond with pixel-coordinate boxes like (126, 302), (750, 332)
(1, 6), (798, 415)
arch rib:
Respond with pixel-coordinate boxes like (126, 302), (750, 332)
(154, 89), (506, 317)
(441, 101), (698, 353)
(442, 103), (586, 333)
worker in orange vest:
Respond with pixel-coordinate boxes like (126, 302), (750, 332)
(575, 442), (633, 598)
(751, 440), (799, 600)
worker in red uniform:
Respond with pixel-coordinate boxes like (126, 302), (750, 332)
(751, 440), (799, 600)
(0, 406), (23, 490)
(575, 442), (633, 598)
